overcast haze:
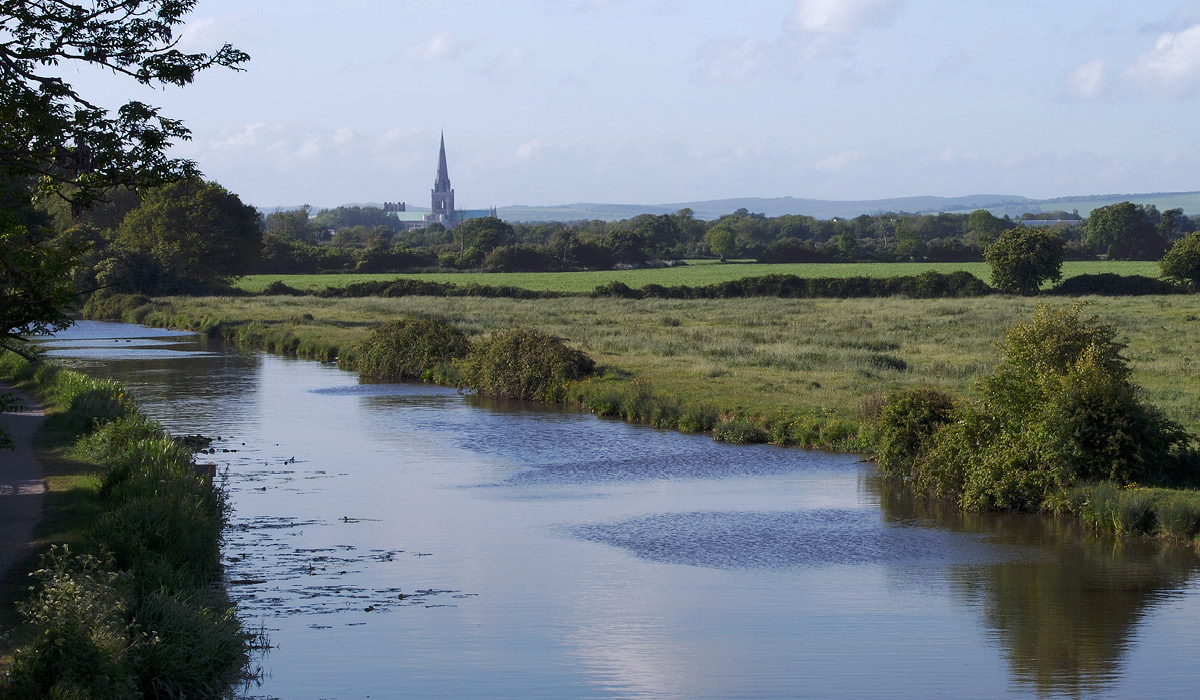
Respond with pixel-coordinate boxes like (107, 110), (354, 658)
(65, 0), (1200, 209)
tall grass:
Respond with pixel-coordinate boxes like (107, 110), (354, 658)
(1064, 482), (1200, 543)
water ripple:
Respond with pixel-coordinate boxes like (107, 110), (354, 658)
(571, 510), (1026, 570)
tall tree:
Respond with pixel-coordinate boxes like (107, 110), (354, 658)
(1085, 202), (1166, 260)
(264, 205), (317, 244)
(1, 0), (248, 210)
(0, 180), (81, 356)
(107, 178), (260, 294)
(0, 1), (248, 349)
(985, 227), (1064, 295)
(705, 224), (737, 261)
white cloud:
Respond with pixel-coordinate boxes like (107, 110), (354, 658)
(786, 0), (904, 36)
(516, 138), (550, 161)
(209, 122), (263, 151)
(176, 11), (261, 53)
(814, 149), (866, 172)
(403, 32), (470, 62)
(483, 47), (531, 83)
(936, 148), (978, 164)
(691, 37), (774, 85)
(692, 0), (905, 84)
(577, 0), (622, 11)
(1065, 58), (1106, 100)
(1124, 24), (1200, 98)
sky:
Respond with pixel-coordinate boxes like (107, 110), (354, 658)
(66, 0), (1200, 209)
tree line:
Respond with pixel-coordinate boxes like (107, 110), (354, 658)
(34, 181), (1200, 297)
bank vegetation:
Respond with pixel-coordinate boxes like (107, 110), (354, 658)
(0, 354), (254, 699)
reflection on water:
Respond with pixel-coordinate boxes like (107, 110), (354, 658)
(874, 477), (1200, 697)
(41, 321), (1200, 699)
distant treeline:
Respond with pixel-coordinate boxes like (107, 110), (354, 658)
(44, 181), (1199, 297)
(252, 201), (1196, 276)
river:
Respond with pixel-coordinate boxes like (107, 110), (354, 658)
(39, 321), (1200, 699)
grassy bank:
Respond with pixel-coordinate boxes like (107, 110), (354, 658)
(0, 354), (252, 698)
(234, 260), (1163, 294)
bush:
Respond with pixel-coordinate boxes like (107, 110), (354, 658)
(1160, 230), (1200, 291)
(347, 316), (472, 383)
(1049, 273), (1183, 296)
(3, 548), (137, 700)
(129, 590), (251, 700)
(757, 238), (832, 263)
(460, 327), (595, 402)
(873, 387), (957, 480)
(482, 245), (555, 272)
(891, 303), (1200, 511)
(259, 280), (306, 296)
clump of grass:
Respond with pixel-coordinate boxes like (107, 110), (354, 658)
(677, 403), (719, 433)
(712, 417), (768, 444)
(1068, 482), (1160, 537)
(1154, 494), (1200, 541)
(31, 363), (135, 437)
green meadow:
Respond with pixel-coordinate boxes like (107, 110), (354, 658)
(107, 292), (1200, 438)
(233, 260), (1163, 294)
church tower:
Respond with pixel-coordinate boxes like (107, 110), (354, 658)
(430, 132), (455, 220)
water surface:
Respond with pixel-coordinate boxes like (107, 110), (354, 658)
(47, 321), (1200, 699)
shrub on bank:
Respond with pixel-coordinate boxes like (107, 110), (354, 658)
(346, 316), (472, 383)
(1153, 493), (1200, 540)
(877, 304), (1200, 512)
(460, 327), (596, 402)
(3, 548), (137, 700)
(873, 387), (957, 480)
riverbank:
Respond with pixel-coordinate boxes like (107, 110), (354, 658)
(0, 355), (253, 698)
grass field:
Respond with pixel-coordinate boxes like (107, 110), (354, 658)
(123, 293), (1200, 438)
(234, 260), (1164, 294)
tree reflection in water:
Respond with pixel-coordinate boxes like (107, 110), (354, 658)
(867, 474), (1199, 696)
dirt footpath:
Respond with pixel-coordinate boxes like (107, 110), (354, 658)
(0, 383), (45, 584)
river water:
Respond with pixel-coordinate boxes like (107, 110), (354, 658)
(40, 321), (1200, 699)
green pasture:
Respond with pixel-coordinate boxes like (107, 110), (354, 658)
(128, 293), (1200, 437)
(235, 260), (1163, 294)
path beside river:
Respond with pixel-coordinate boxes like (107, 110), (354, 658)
(0, 383), (45, 586)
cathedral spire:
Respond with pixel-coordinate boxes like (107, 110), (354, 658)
(434, 131), (451, 192)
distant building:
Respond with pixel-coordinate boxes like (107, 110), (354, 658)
(388, 133), (496, 231)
